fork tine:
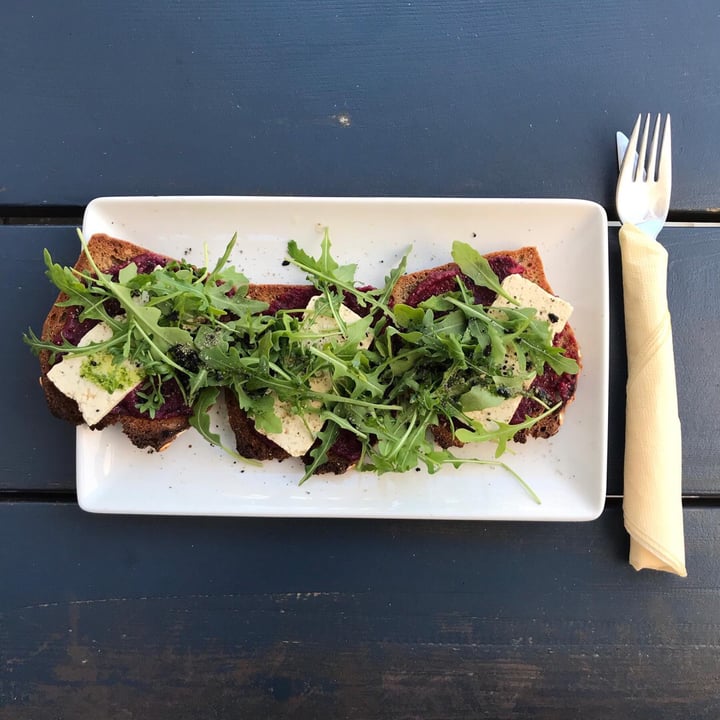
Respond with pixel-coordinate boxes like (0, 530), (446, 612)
(619, 114), (642, 182)
(616, 113), (672, 231)
(647, 114), (661, 181)
(659, 114), (672, 187)
(636, 113), (651, 181)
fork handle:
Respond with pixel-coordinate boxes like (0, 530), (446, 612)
(619, 224), (686, 576)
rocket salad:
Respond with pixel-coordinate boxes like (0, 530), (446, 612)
(25, 229), (579, 500)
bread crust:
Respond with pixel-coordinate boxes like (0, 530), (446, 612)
(225, 387), (292, 462)
(38, 234), (190, 452)
(224, 387), (360, 474)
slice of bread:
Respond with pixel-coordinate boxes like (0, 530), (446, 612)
(39, 233), (191, 452)
(389, 246), (581, 445)
(224, 284), (361, 475)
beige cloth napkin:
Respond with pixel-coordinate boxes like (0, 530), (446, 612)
(619, 223), (686, 577)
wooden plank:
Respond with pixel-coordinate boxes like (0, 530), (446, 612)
(665, 229), (720, 492)
(1, 1), (719, 212)
(1, 227), (79, 491)
(3, 225), (719, 495)
(608, 226), (720, 495)
(0, 503), (718, 718)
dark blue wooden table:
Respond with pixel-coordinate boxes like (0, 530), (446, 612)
(2, 3), (720, 718)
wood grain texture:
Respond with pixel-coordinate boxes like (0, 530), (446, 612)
(1, 504), (719, 719)
(606, 226), (720, 496)
(4, 225), (720, 495)
(1, 226), (78, 491)
(0, 1), (719, 211)
(664, 229), (720, 493)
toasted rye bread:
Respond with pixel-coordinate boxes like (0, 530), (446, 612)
(39, 233), (191, 452)
(389, 246), (581, 445)
(224, 284), (360, 475)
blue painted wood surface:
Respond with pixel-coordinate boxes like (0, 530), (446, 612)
(3, 2), (720, 717)
(1, 503), (718, 719)
(1, 1), (719, 211)
(6, 225), (718, 496)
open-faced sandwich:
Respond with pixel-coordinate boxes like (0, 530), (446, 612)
(27, 232), (268, 452)
(25, 230), (580, 484)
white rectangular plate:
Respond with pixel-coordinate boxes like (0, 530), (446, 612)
(78, 196), (608, 520)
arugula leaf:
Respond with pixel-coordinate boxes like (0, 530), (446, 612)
(248, 393), (284, 435)
(451, 240), (517, 303)
(460, 386), (507, 412)
(393, 303), (424, 328)
(286, 229), (403, 321)
(423, 449), (541, 504)
(517, 337), (580, 376)
(456, 404), (560, 458)
(189, 387), (261, 464)
(118, 262), (138, 285)
(373, 248), (410, 308)
(188, 387), (221, 443)
(287, 230), (357, 287)
(300, 422), (339, 484)
(207, 232), (238, 282)
(435, 309), (468, 336)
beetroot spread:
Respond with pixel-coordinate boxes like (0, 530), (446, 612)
(53, 306), (98, 346)
(403, 256), (525, 307)
(55, 252), (171, 345)
(266, 287), (320, 315)
(266, 286), (375, 317)
(342, 286), (375, 317)
(328, 429), (362, 465)
(106, 252), (170, 277)
(112, 379), (191, 420)
(511, 330), (580, 425)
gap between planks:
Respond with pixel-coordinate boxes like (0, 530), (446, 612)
(2, 209), (720, 228)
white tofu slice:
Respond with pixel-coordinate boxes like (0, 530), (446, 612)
(303, 295), (373, 350)
(465, 349), (532, 426)
(256, 373), (332, 457)
(466, 394), (523, 427)
(492, 274), (573, 336)
(466, 274), (571, 427)
(46, 322), (143, 426)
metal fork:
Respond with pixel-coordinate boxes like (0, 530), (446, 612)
(616, 114), (672, 239)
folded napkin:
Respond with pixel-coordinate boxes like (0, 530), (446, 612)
(619, 223), (686, 577)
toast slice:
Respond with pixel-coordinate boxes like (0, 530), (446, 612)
(390, 246), (581, 445)
(224, 284), (363, 475)
(38, 233), (192, 452)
